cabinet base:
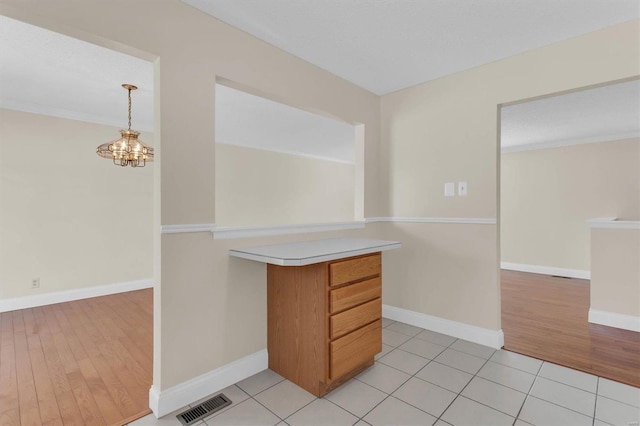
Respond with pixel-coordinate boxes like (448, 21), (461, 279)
(318, 357), (375, 397)
(271, 357), (375, 397)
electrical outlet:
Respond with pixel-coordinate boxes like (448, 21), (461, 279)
(31, 278), (40, 289)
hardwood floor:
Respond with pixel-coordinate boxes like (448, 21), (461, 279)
(501, 270), (640, 388)
(0, 289), (153, 426)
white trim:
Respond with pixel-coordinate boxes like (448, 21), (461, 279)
(161, 223), (216, 234)
(382, 304), (504, 349)
(501, 262), (590, 280)
(366, 217), (496, 224)
(501, 132), (640, 153)
(587, 218), (640, 230)
(161, 217), (496, 239)
(149, 349), (268, 418)
(0, 279), (153, 313)
(213, 221), (365, 240)
(588, 309), (640, 332)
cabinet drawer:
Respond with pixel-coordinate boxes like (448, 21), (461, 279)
(330, 319), (381, 380)
(330, 277), (381, 314)
(329, 253), (381, 287)
(330, 298), (381, 339)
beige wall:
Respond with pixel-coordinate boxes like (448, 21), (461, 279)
(501, 138), (640, 271)
(215, 143), (355, 226)
(380, 20), (639, 330)
(591, 228), (640, 317)
(0, 109), (153, 299)
(377, 222), (499, 329)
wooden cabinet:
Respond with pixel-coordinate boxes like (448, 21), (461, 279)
(267, 252), (382, 396)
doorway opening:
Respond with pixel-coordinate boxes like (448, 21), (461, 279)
(498, 78), (640, 387)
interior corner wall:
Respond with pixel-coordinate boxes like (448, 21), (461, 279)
(380, 20), (640, 331)
(0, 108), (153, 299)
(501, 138), (640, 272)
(214, 143), (355, 227)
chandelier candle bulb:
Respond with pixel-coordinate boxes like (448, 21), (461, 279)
(96, 84), (154, 168)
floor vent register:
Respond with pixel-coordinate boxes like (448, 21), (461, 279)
(176, 393), (232, 425)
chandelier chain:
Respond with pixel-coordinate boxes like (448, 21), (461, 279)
(127, 87), (132, 131)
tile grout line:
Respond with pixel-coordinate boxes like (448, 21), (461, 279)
(201, 396), (253, 425)
(401, 348), (479, 396)
(199, 384), (254, 424)
(206, 380), (286, 425)
(321, 395), (365, 423)
(254, 388), (316, 424)
(510, 354), (545, 425)
(352, 329), (460, 423)
(353, 371), (415, 421)
(395, 331), (464, 423)
(596, 393), (640, 408)
(432, 347), (499, 424)
(365, 336), (520, 425)
(592, 377), (599, 426)
(524, 362), (601, 422)
(475, 360), (538, 394)
(490, 357), (543, 376)
(537, 365), (600, 394)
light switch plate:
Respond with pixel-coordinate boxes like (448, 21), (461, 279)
(444, 182), (455, 197)
(458, 181), (467, 196)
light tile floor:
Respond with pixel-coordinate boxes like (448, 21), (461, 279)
(130, 318), (640, 426)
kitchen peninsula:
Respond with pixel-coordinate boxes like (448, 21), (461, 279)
(230, 237), (401, 396)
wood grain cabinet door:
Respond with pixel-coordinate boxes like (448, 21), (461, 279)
(329, 319), (382, 380)
(329, 277), (381, 314)
(330, 298), (381, 339)
(329, 254), (381, 286)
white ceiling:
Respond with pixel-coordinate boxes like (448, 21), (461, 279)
(1, 5), (639, 159)
(183, 0), (639, 95)
(0, 15), (154, 132)
(501, 80), (640, 151)
(215, 84), (355, 163)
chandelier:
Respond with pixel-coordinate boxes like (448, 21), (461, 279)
(96, 84), (153, 167)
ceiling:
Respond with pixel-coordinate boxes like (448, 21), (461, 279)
(0, 15), (154, 132)
(184, 0), (639, 95)
(501, 79), (640, 151)
(1, 4), (639, 158)
(216, 84), (355, 163)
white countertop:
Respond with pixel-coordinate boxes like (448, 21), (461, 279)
(229, 237), (401, 266)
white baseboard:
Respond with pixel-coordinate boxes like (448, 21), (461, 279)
(149, 349), (268, 418)
(501, 262), (590, 280)
(0, 279), (153, 313)
(588, 309), (640, 332)
(382, 304), (504, 349)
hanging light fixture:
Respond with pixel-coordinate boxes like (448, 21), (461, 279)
(97, 84), (153, 167)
